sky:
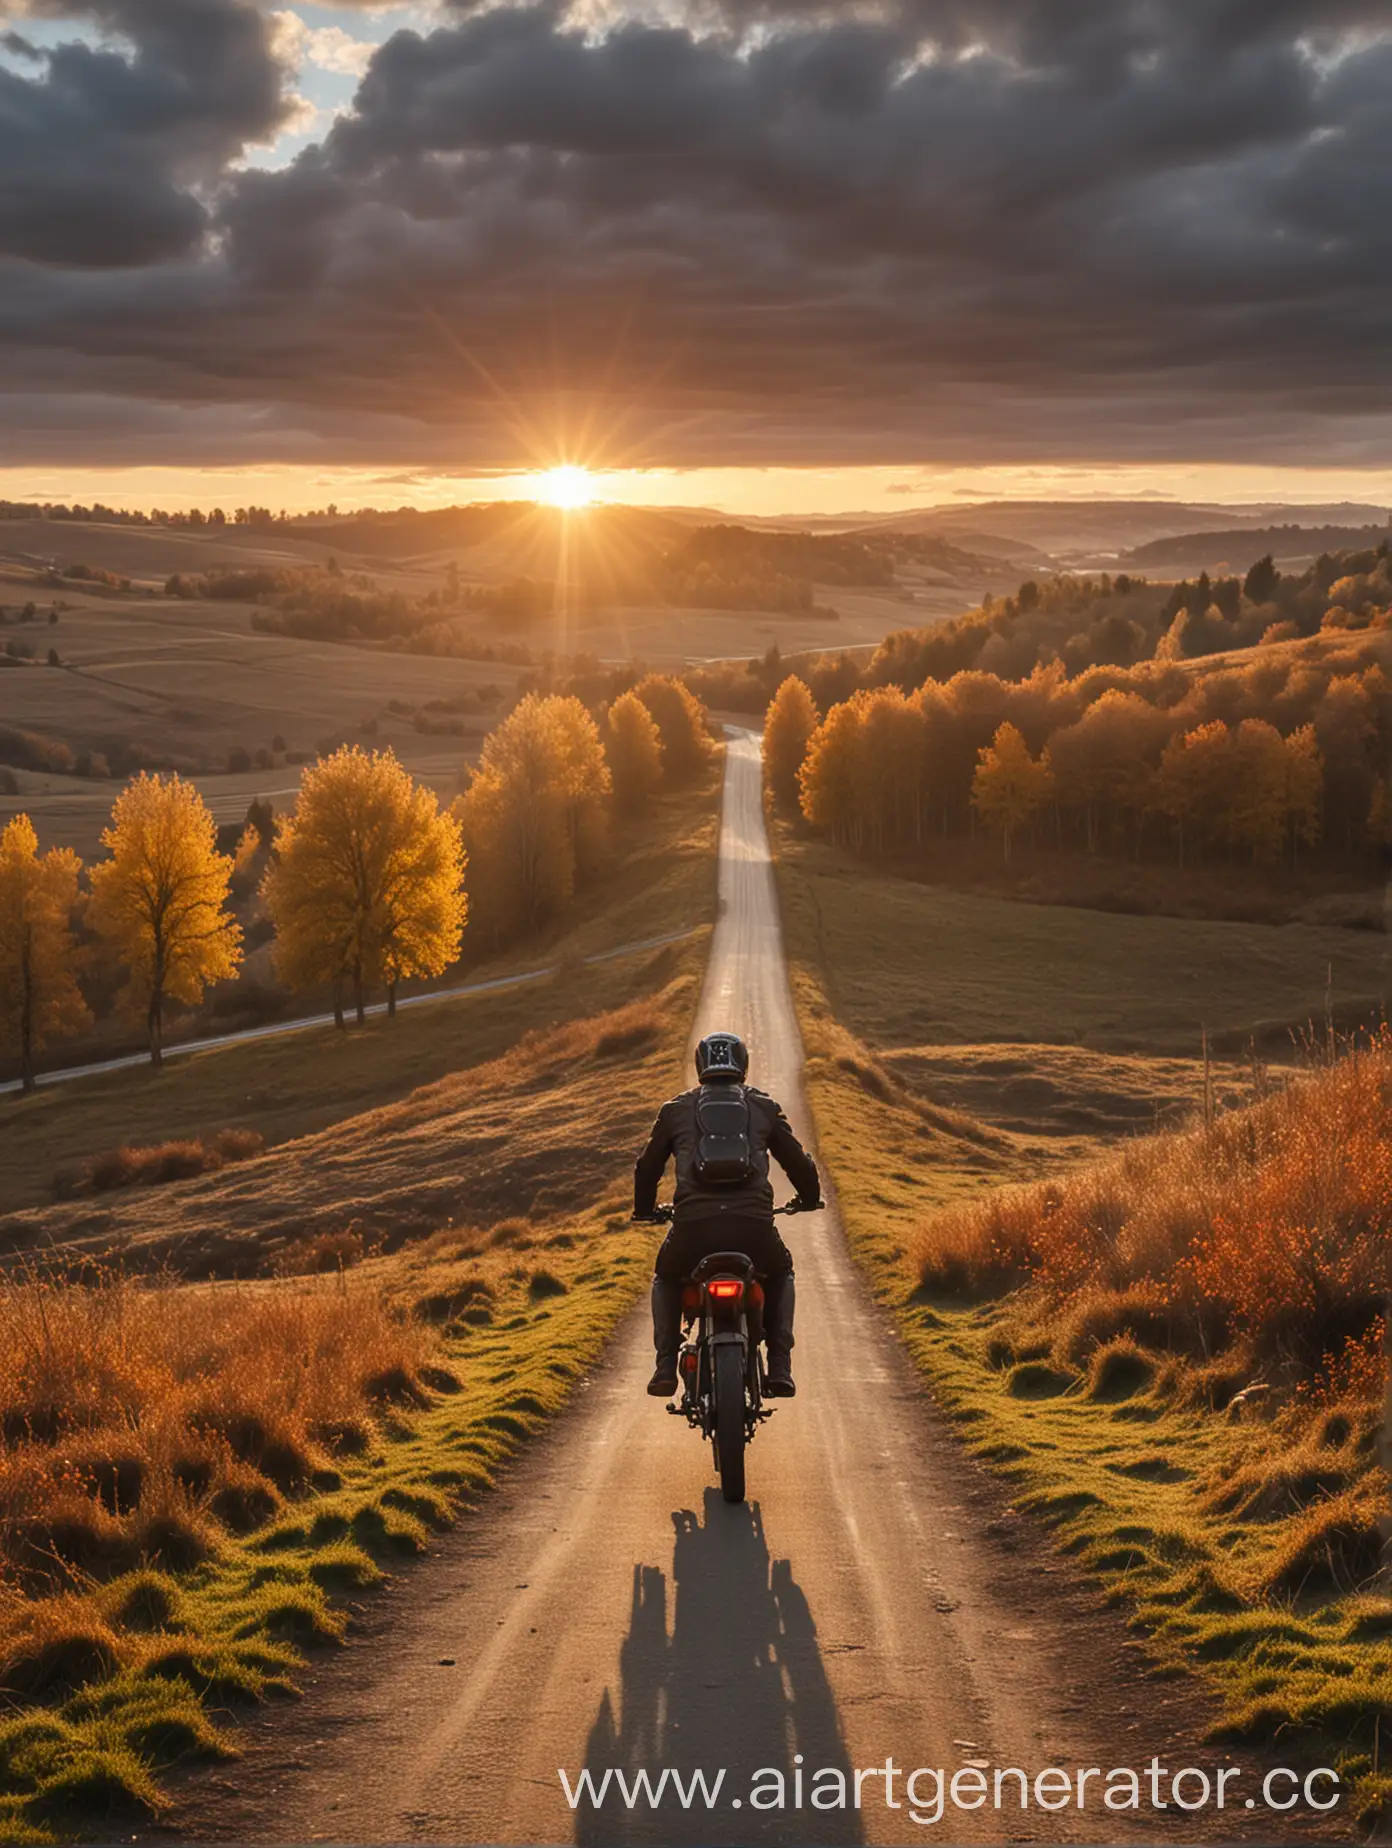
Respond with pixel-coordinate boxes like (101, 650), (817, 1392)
(1, 0), (1390, 518)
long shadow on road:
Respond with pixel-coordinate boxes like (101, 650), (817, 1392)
(577, 1489), (863, 1845)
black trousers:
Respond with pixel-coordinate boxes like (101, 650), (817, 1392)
(651, 1212), (795, 1367)
(653, 1213), (793, 1279)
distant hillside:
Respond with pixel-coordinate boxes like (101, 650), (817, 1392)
(291, 501), (688, 563)
(855, 500), (1392, 562)
(1124, 523), (1392, 571)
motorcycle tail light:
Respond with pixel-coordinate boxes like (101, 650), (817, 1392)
(680, 1350), (697, 1375)
(708, 1279), (743, 1299)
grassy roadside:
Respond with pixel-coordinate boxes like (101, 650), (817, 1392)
(0, 775), (720, 1841)
(772, 821), (1392, 1825)
(0, 1152), (663, 1844)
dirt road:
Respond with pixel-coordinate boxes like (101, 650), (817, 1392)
(175, 732), (1303, 1846)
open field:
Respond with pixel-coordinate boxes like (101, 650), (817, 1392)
(773, 830), (1391, 1817)
(780, 830), (1386, 1064)
(0, 769), (719, 1215)
(0, 574), (517, 858)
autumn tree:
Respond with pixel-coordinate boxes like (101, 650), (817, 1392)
(1284, 724), (1323, 865)
(1226, 719), (1291, 864)
(262, 747), (466, 1026)
(798, 699), (863, 845)
(1153, 722), (1232, 866)
(456, 694), (610, 940)
(0, 815), (89, 1092)
(546, 695), (613, 875)
(971, 723), (1054, 863)
(851, 688), (927, 850)
(632, 675), (712, 785)
(762, 677), (818, 812)
(89, 773), (242, 1065)
(1313, 673), (1379, 852)
(605, 689), (664, 814)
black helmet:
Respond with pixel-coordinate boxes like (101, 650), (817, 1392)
(695, 1031), (748, 1083)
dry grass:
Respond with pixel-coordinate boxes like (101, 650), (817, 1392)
(0, 1268), (443, 1607)
(916, 1031), (1391, 1375)
(0, 987), (685, 1284)
(59, 1130), (265, 1198)
(0, 976), (697, 1838)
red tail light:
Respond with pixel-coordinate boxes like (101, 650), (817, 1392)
(707, 1279), (743, 1299)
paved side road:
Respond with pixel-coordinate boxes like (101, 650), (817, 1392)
(0, 928), (700, 1097)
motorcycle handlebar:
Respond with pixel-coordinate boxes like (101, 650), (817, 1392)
(631, 1199), (824, 1224)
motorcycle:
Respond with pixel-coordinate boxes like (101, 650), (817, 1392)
(645, 1200), (819, 1503)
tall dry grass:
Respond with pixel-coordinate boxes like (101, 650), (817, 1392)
(0, 1269), (441, 1616)
(917, 1029), (1390, 1383)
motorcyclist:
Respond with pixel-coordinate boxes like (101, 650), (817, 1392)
(632, 1030), (822, 1400)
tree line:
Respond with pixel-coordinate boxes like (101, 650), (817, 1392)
(763, 637), (1387, 870)
(0, 678), (710, 1091)
(699, 542), (1392, 720)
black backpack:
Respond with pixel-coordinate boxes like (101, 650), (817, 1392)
(693, 1083), (756, 1186)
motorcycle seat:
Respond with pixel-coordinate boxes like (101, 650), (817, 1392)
(688, 1251), (757, 1283)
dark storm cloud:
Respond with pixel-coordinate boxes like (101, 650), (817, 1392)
(0, 0), (1389, 467)
(0, 0), (294, 265)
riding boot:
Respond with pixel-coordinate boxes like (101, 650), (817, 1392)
(763, 1271), (796, 1396)
(648, 1276), (683, 1396)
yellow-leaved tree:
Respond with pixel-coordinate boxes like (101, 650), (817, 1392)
(0, 815), (90, 1092)
(605, 689), (664, 814)
(970, 722), (1054, 863)
(1154, 721), (1232, 867)
(88, 773), (243, 1065)
(631, 675), (712, 785)
(1283, 723), (1323, 866)
(798, 698), (859, 845)
(456, 694), (610, 941)
(762, 676), (817, 812)
(262, 747), (467, 1027)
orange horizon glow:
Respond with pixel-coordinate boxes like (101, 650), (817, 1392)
(1, 461), (1390, 522)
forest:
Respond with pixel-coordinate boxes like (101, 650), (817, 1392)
(759, 548), (1389, 879)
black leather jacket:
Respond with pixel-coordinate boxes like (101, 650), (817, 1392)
(633, 1083), (821, 1225)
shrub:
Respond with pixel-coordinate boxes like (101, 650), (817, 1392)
(74, 1132), (264, 1195)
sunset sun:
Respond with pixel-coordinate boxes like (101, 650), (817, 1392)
(538, 465), (596, 510)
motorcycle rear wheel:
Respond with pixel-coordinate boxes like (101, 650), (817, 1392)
(712, 1344), (747, 1503)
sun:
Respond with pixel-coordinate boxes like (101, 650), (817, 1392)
(538, 464), (597, 510)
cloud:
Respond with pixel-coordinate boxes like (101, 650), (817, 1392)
(0, 0), (297, 264)
(0, 0), (1390, 469)
(271, 11), (378, 76)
